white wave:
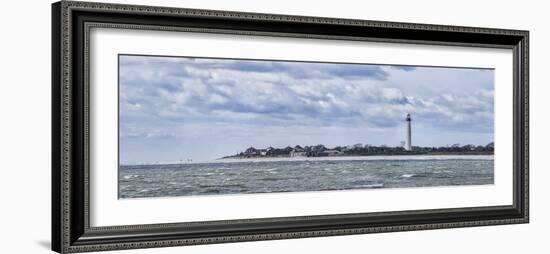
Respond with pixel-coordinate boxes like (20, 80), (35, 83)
(362, 183), (384, 188)
(401, 174), (416, 178)
(122, 174), (139, 179)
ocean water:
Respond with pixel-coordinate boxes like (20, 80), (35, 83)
(119, 155), (494, 199)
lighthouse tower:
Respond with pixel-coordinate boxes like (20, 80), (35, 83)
(405, 113), (412, 151)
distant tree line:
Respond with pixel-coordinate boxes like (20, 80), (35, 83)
(222, 142), (494, 159)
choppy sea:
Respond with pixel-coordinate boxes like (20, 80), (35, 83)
(119, 155), (494, 199)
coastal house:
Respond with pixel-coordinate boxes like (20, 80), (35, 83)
(463, 144), (476, 151)
(244, 147), (259, 156)
(312, 144), (326, 152)
(244, 147), (268, 156)
(290, 146), (307, 157)
(353, 143), (363, 149)
(316, 149), (342, 157)
(283, 146), (294, 154)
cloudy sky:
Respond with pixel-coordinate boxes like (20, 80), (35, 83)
(119, 55), (494, 164)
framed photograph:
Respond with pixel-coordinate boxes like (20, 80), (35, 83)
(52, 1), (529, 253)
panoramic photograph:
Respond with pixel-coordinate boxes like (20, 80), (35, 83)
(118, 54), (495, 199)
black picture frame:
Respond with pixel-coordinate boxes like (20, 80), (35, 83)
(52, 1), (529, 253)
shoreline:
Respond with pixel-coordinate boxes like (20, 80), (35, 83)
(122, 154), (494, 166)
(214, 154), (494, 164)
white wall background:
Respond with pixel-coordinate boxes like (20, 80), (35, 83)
(0, 0), (546, 253)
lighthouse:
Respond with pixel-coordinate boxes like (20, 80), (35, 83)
(405, 113), (412, 151)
